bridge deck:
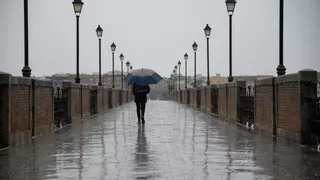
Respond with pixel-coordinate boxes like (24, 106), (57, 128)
(0, 101), (320, 180)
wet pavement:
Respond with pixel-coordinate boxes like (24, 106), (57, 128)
(1, 101), (320, 180)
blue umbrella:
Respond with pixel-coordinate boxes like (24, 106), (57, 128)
(125, 68), (163, 85)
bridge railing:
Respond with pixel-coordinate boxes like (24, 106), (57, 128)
(0, 71), (133, 149)
(169, 70), (320, 150)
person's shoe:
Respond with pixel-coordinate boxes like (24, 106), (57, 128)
(137, 120), (141, 124)
(141, 117), (145, 124)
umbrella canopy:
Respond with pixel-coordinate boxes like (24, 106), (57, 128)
(125, 68), (163, 85)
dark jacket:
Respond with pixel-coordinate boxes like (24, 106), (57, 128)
(132, 84), (150, 103)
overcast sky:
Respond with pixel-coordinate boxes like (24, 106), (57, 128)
(1, 0), (319, 77)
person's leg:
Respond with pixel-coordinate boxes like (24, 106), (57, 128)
(141, 103), (146, 124)
(136, 102), (141, 123)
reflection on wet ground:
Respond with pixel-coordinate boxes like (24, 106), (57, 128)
(1, 101), (320, 180)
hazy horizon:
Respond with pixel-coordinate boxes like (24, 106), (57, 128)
(1, 0), (319, 78)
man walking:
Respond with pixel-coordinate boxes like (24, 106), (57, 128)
(132, 83), (150, 124)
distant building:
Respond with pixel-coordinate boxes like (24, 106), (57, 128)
(210, 73), (228, 84)
(103, 71), (128, 88)
(46, 71), (128, 88)
(209, 73), (273, 86)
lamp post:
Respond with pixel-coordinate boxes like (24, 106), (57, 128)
(174, 66), (177, 90)
(184, 53), (188, 89)
(192, 42), (198, 88)
(178, 61), (181, 90)
(173, 69), (177, 91)
(22, 0), (31, 78)
(277, 0), (286, 76)
(110, 42), (116, 88)
(126, 61), (130, 89)
(170, 74), (173, 97)
(72, 0), (84, 84)
(204, 24), (211, 85)
(120, 53), (124, 89)
(96, 25), (103, 86)
(225, 0), (236, 83)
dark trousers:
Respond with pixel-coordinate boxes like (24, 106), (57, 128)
(136, 102), (146, 119)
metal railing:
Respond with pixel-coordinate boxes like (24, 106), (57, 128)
(90, 89), (98, 116)
(238, 86), (254, 127)
(303, 97), (320, 149)
(54, 87), (69, 130)
(211, 87), (218, 115)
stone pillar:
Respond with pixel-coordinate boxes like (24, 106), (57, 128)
(275, 70), (318, 143)
(97, 86), (103, 113)
(254, 77), (275, 134)
(206, 85), (213, 113)
(200, 87), (206, 111)
(227, 80), (246, 122)
(82, 85), (90, 118)
(63, 82), (81, 123)
(218, 84), (227, 120)
(33, 79), (54, 137)
(103, 88), (109, 110)
(9, 76), (32, 146)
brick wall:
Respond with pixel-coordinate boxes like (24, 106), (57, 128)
(112, 89), (119, 107)
(189, 89), (194, 107)
(33, 79), (53, 136)
(103, 89), (109, 109)
(274, 70), (317, 143)
(72, 87), (81, 122)
(254, 77), (274, 133)
(227, 84), (237, 122)
(82, 85), (90, 117)
(11, 84), (30, 134)
(200, 87), (206, 110)
(205, 86), (211, 113)
(0, 72), (132, 149)
(10, 77), (32, 146)
(193, 89), (197, 108)
(276, 81), (300, 142)
(122, 90), (126, 104)
(227, 81), (245, 122)
(218, 84), (226, 120)
(63, 82), (81, 123)
(97, 87), (104, 113)
(182, 90), (186, 104)
(276, 83), (300, 133)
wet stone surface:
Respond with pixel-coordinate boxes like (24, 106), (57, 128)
(1, 101), (320, 180)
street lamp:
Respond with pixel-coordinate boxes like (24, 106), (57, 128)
(178, 61), (181, 90)
(22, 0), (31, 78)
(120, 53), (124, 89)
(72, 0), (84, 84)
(126, 61), (130, 88)
(226, 0), (236, 83)
(277, 0), (286, 76)
(173, 69), (177, 91)
(110, 42), (116, 88)
(96, 25), (103, 86)
(170, 74), (173, 95)
(174, 65), (177, 90)
(126, 61), (130, 72)
(184, 53), (188, 89)
(204, 24), (211, 85)
(126, 61), (130, 89)
(192, 42), (198, 88)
